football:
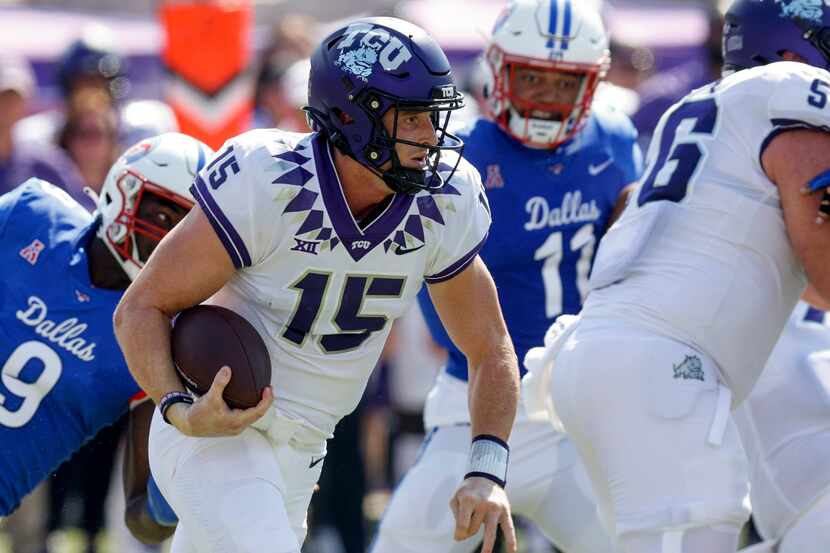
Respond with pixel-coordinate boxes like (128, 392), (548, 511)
(171, 305), (272, 409)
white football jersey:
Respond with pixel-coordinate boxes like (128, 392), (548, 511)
(190, 129), (490, 439)
(585, 61), (830, 403)
(733, 302), (830, 540)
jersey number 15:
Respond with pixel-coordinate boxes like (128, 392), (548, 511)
(282, 272), (406, 353)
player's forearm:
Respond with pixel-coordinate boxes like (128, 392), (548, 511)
(123, 402), (153, 500)
(114, 300), (182, 405)
(467, 339), (519, 442)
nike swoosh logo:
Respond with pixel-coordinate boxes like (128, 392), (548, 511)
(588, 158), (614, 176)
(309, 456), (325, 469)
(394, 244), (425, 255)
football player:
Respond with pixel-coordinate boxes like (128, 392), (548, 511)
(114, 17), (519, 553)
(733, 296), (830, 553)
(532, 0), (830, 551)
(0, 133), (211, 546)
(719, 3), (830, 553)
(372, 1), (641, 552)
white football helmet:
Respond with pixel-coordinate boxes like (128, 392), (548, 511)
(96, 132), (214, 281)
(484, 0), (609, 148)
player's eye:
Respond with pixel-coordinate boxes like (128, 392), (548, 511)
(519, 73), (540, 84)
(155, 212), (171, 227)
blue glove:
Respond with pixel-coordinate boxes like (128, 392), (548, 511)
(146, 474), (178, 527)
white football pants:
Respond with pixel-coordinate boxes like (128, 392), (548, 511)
(149, 409), (324, 553)
(551, 317), (750, 553)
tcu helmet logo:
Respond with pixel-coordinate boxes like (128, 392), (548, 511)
(778, 0), (830, 24)
(439, 85), (455, 99)
(335, 22), (413, 81)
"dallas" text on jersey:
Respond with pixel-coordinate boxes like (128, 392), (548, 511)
(16, 296), (96, 361)
(524, 191), (601, 231)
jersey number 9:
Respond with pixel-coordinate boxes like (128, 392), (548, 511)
(0, 341), (62, 428)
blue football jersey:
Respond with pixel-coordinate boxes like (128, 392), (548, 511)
(419, 103), (643, 381)
(0, 180), (140, 515)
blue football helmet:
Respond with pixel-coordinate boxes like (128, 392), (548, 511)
(305, 17), (465, 195)
(723, 0), (830, 75)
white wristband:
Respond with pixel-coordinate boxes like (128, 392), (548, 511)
(465, 435), (509, 488)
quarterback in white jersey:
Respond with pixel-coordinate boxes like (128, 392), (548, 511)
(191, 127), (492, 439)
(542, 1), (830, 551)
(115, 17), (519, 553)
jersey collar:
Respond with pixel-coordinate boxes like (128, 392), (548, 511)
(312, 135), (414, 262)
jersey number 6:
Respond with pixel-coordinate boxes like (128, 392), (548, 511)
(638, 97), (719, 206)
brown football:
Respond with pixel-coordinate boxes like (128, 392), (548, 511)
(171, 305), (271, 409)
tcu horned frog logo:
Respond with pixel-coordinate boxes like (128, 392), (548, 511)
(335, 22), (413, 81)
(672, 355), (705, 382)
(778, 0), (830, 23)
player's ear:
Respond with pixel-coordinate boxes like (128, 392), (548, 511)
(335, 109), (354, 125)
(780, 50), (808, 63)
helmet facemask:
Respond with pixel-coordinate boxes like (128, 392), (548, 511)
(101, 169), (193, 281)
(486, 45), (606, 149)
(311, 85), (466, 196)
(368, 89), (465, 195)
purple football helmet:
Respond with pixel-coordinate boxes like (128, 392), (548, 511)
(305, 17), (465, 195)
(723, 0), (830, 75)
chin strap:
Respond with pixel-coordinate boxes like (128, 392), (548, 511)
(317, 119), (459, 196)
(382, 166), (445, 195)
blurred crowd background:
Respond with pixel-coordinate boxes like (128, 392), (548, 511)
(0, 0), (729, 552)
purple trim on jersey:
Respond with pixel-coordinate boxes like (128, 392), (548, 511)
(424, 232), (488, 284)
(311, 134), (414, 262)
(760, 118), (830, 172)
(204, 145), (234, 173)
(805, 306), (826, 324)
(190, 176), (252, 268)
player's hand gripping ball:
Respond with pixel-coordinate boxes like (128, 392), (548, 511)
(171, 305), (271, 409)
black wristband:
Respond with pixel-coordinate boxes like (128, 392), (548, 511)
(159, 391), (193, 425)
